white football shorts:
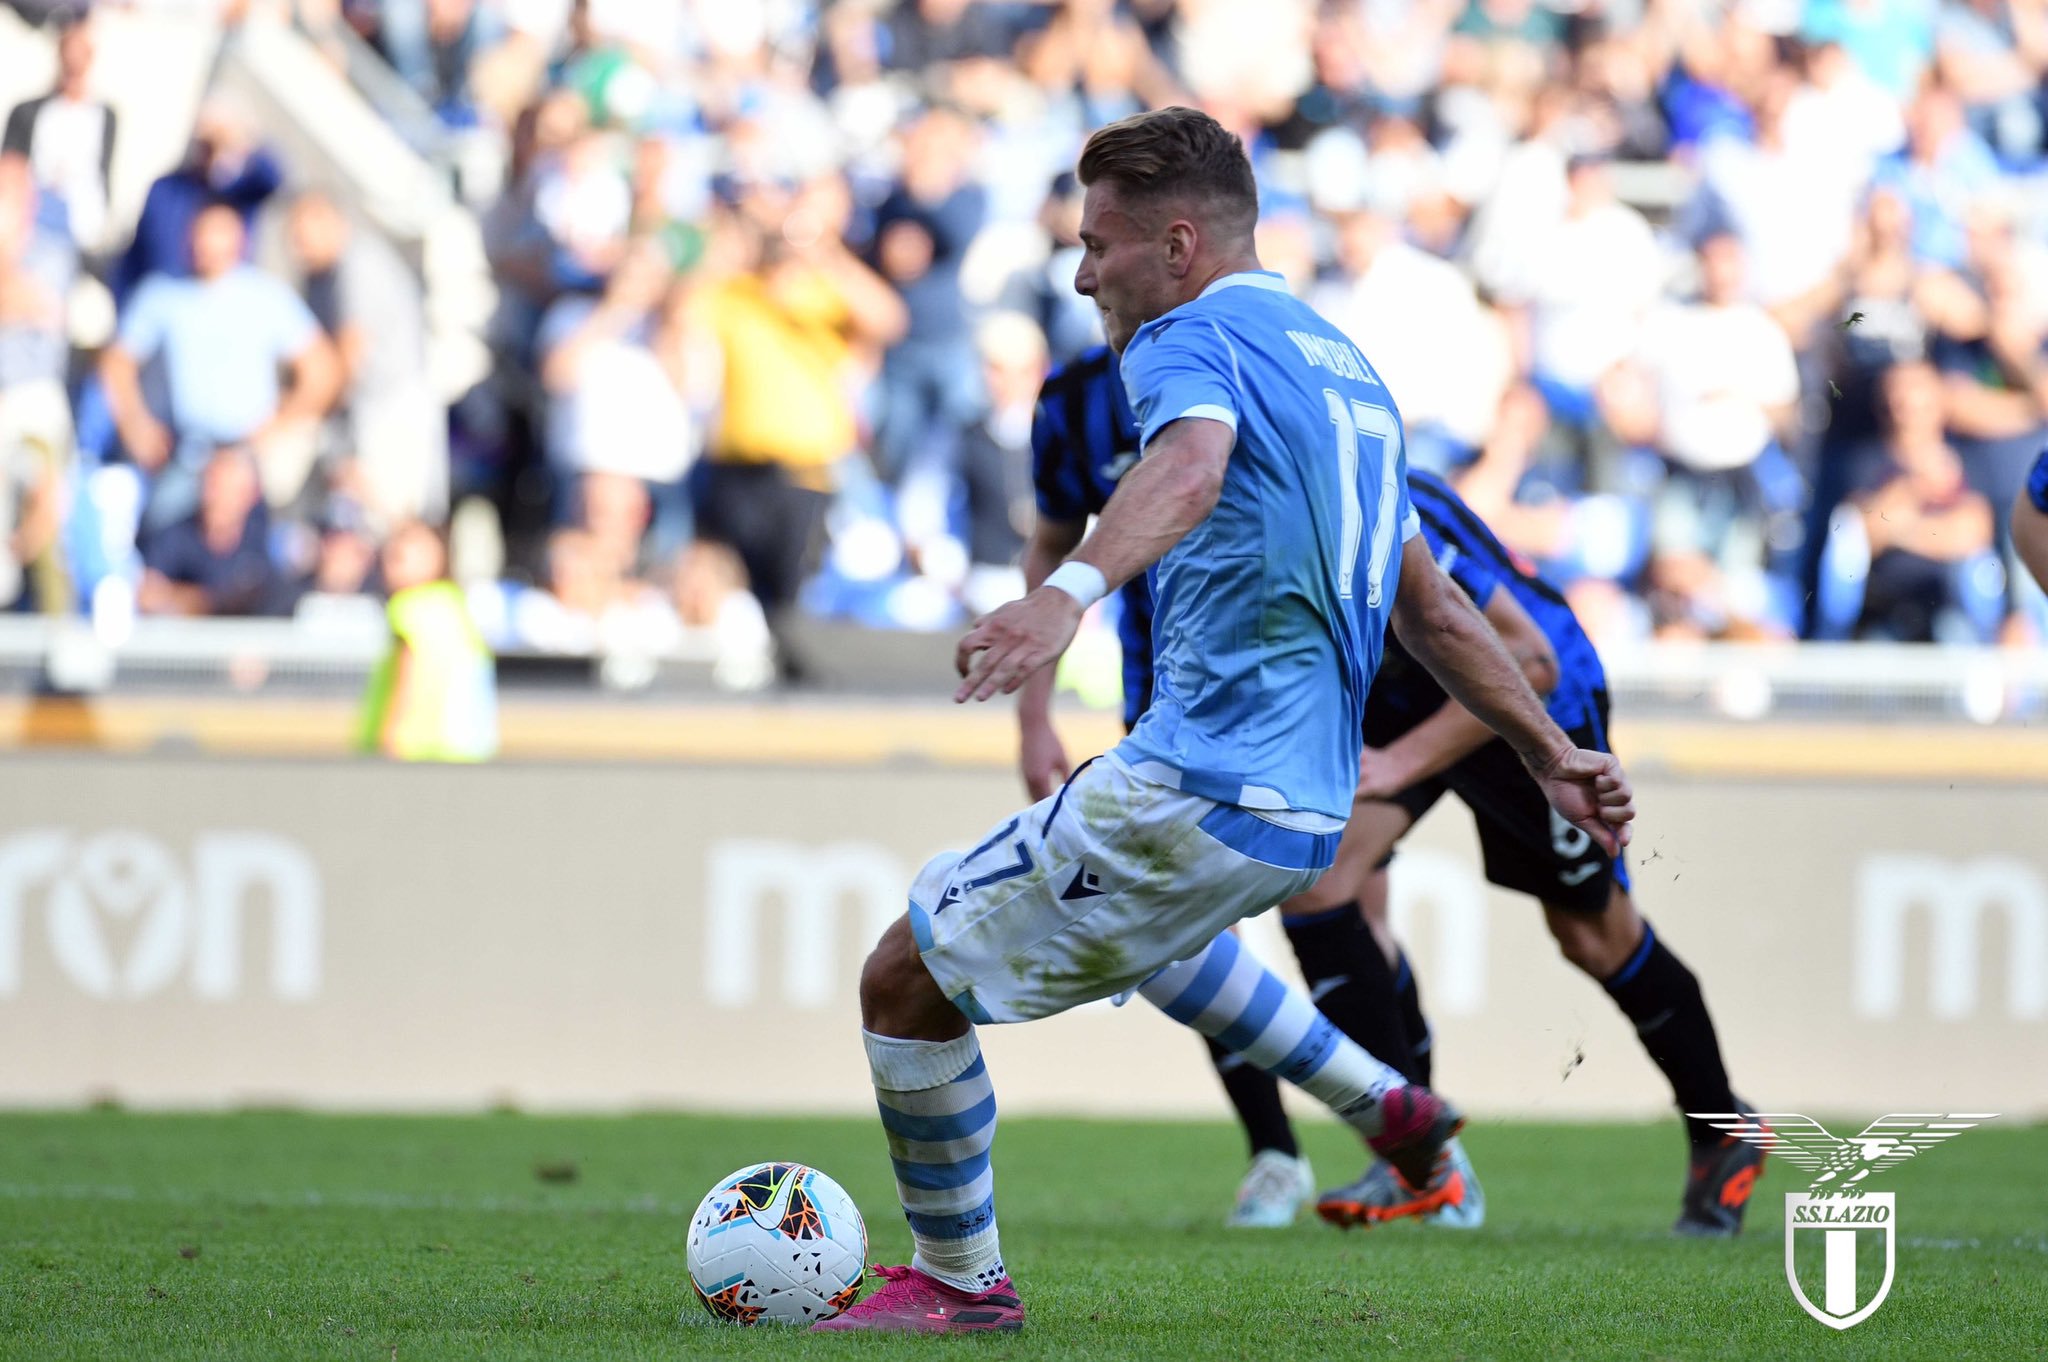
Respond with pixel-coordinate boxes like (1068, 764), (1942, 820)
(907, 753), (1338, 1024)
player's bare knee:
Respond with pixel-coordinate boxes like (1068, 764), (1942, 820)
(859, 915), (966, 1040)
(857, 918), (918, 1025)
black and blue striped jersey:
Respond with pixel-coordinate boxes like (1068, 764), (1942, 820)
(1029, 345), (1154, 728)
(1372, 469), (1607, 734)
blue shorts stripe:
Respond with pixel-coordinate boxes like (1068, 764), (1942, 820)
(890, 1152), (990, 1192)
(877, 1092), (997, 1144)
(911, 900), (995, 1024)
(1198, 805), (1339, 872)
(905, 1194), (996, 1241)
(908, 901), (936, 952)
(1156, 932), (1241, 1023)
(1213, 971), (1288, 1054)
(1605, 923), (1657, 988)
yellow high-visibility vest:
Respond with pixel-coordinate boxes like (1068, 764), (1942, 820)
(357, 581), (497, 762)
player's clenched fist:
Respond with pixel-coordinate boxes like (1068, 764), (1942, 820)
(1525, 744), (1635, 856)
(956, 588), (1085, 704)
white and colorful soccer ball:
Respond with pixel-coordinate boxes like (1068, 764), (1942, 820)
(686, 1162), (867, 1325)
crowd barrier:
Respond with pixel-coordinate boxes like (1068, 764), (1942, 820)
(1, 748), (2042, 1120)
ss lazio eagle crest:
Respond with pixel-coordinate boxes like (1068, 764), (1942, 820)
(1690, 1111), (1998, 1330)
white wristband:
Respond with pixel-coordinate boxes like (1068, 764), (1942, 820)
(1042, 561), (1108, 609)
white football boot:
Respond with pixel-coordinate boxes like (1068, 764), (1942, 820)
(1225, 1149), (1316, 1228)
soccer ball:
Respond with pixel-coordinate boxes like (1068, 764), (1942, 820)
(686, 1162), (868, 1326)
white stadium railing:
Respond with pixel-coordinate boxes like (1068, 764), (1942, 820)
(1, 615), (2044, 722)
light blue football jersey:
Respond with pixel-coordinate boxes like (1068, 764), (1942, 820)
(1112, 270), (1418, 821)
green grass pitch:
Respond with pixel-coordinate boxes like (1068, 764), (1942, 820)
(1, 1110), (2040, 1360)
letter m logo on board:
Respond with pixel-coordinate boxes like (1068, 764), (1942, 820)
(704, 841), (905, 1010)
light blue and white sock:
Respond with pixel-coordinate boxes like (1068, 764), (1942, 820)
(1140, 931), (1405, 1137)
(864, 1028), (1007, 1293)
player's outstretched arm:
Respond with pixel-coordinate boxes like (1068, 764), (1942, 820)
(1015, 515), (1087, 796)
(1389, 537), (1634, 853)
(1360, 582), (1560, 800)
(956, 418), (1231, 703)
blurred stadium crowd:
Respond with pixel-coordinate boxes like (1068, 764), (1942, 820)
(5, 0), (2048, 687)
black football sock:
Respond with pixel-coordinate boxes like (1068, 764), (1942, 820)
(1282, 903), (1426, 1086)
(1600, 921), (1738, 1148)
(1392, 950), (1434, 1089)
(1204, 1037), (1298, 1159)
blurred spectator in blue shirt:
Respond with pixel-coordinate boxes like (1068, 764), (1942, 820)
(882, 0), (1031, 73)
(1841, 362), (2003, 642)
(1803, 0), (1938, 101)
(374, 0), (506, 125)
(869, 105), (988, 483)
(100, 203), (340, 534)
(1935, 0), (2048, 164)
(1872, 82), (2001, 268)
(110, 101), (282, 306)
(1925, 197), (2048, 532)
(137, 444), (285, 617)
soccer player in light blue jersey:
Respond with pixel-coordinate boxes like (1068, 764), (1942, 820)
(819, 108), (1637, 1336)
(2017, 448), (2048, 594)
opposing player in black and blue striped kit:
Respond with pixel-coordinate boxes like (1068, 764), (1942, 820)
(1023, 355), (1759, 1237)
(1307, 469), (1760, 1236)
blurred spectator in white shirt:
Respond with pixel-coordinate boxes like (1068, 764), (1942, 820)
(1618, 233), (1802, 479)
(3, 15), (117, 254)
(0, 154), (74, 612)
(1313, 204), (1509, 469)
(1607, 233), (1806, 637)
(666, 538), (773, 692)
(288, 191), (449, 524)
(1526, 152), (1662, 421)
(534, 236), (699, 488)
(1785, 40), (1906, 185)
(531, 123), (633, 290)
(1696, 67), (1860, 348)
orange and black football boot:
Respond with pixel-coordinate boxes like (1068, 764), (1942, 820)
(1676, 1106), (1767, 1236)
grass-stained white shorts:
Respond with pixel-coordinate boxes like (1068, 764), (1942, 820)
(908, 753), (1338, 1024)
